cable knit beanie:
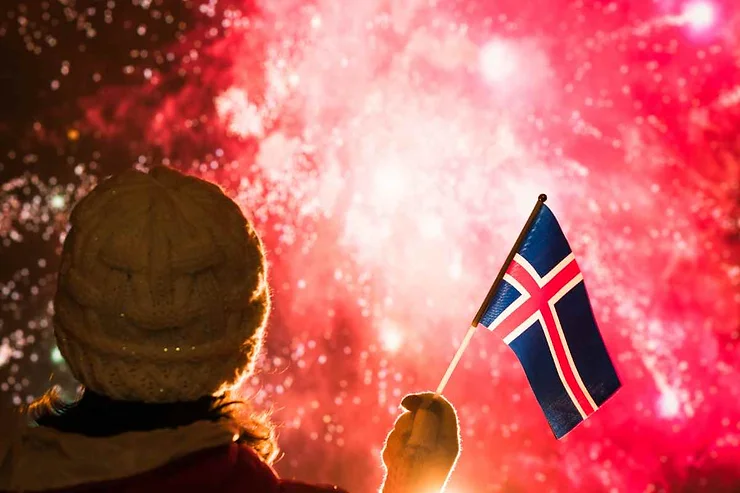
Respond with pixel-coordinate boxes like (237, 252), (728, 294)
(53, 166), (270, 403)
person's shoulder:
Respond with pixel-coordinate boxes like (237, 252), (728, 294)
(279, 482), (348, 493)
(0, 403), (26, 479)
(203, 443), (349, 493)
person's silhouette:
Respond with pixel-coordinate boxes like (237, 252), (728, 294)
(0, 166), (459, 493)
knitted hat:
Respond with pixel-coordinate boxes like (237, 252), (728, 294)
(53, 166), (270, 403)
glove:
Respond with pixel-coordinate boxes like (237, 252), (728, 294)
(381, 392), (460, 493)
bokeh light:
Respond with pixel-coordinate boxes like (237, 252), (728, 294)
(1, 0), (739, 492)
(380, 321), (405, 353)
(480, 39), (517, 84)
(682, 1), (717, 30)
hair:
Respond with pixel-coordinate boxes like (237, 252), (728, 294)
(29, 386), (280, 464)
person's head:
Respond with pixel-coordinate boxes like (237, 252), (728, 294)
(53, 165), (271, 403)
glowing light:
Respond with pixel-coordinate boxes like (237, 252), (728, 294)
(682, 1), (716, 30)
(214, 87), (264, 138)
(371, 167), (407, 208)
(50, 347), (65, 365)
(418, 213), (444, 238)
(0, 341), (11, 367)
(449, 251), (463, 280)
(479, 40), (517, 83)
(380, 323), (404, 352)
(658, 389), (681, 418)
(50, 195), (66, 210)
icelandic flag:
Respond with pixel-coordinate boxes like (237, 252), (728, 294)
(478, 203), (621, 438)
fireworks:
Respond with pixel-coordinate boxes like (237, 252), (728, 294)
(1, 0), (739, 491)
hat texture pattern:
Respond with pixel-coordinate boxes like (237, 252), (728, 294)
(53, 166), (270, 403)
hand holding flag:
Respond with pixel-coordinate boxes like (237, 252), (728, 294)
(382, 393), (460, 493)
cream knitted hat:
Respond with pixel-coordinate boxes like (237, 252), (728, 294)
(53, 166), (270, 403)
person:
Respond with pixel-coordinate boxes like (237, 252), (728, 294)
(0, 166), (460, 492)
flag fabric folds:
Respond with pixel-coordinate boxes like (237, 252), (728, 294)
(478, 203), (621, 438)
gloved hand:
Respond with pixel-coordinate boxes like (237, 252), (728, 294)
(381, 392), (460, 493)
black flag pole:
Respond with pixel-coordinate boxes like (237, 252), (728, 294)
(470, 193), (548, 327)
(434, 194), (548, 395)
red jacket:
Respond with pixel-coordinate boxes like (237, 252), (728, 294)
(29, 443), (346, 493)
(0, 412), (347, 493)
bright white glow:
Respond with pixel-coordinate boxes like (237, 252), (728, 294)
(380, 322), (404, 352)
(51, 346), (65, 364)
(449, 251), (463, 279)
(418, 213), (444, 238)
(658, 389), (680, 418)
(479, 40), (518, 83)
(215, 87), (264, 138)
(0, 341), (11, 367)
(372, 167), (407, 206)
(50, 194), (66, 210)
(682, 1), (716, 30)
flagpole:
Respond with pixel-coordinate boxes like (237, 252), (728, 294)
(435, 324), (478, 395)
(434, 194), (548, 396)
